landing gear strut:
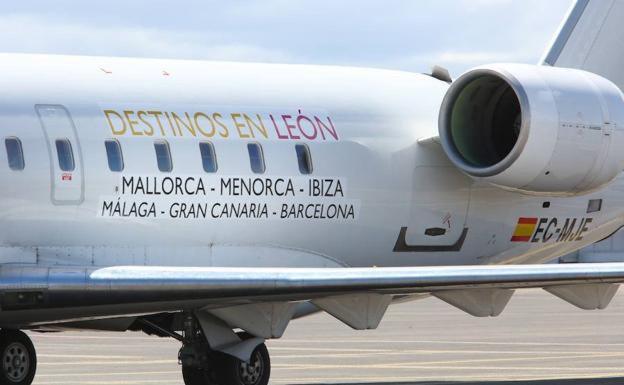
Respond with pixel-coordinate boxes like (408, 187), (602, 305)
(178, 316), (271, 385)
(0, 330), (36, 385)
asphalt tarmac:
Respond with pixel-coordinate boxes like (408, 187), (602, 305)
(29, 289), (624, 385)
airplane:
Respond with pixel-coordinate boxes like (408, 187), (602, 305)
(0, 1), (624, 384)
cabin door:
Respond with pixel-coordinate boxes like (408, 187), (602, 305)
(36, 105), (84, 205)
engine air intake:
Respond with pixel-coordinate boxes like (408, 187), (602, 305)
(448, 72), (521, 171)
(439, 63), (624, 195)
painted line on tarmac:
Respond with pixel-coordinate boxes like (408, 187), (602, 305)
(37, 354), (148, 359)
(34, 343), (174, 349)
(270, 346), (392, 352)
(39, 360), (174, 366)
(34, 381), (175, 385)
(270, 371), (624, 383)
(30, 334), (155, 341)
(270, 348), (621, 359)
(382, 352), (624, 367)
(36, 371), (179, 378)
(278, 338), (624, 347)
(268, 352), (624, 370)
(273, 364), (624, 372)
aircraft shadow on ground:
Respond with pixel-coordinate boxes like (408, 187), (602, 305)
(294, 379), (624, 385)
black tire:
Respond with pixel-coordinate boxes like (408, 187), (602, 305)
(218, 343), (270, 385)
(0, 330), (36, 385)
(182, 365), (214, 385)
(181, 350), (223, 385)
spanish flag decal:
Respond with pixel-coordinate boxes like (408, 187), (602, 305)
(510, 217), (538, 242)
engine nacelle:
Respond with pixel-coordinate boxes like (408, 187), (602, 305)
(438, 63), (624, 195)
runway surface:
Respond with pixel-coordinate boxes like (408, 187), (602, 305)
(30, 289), (624, 385)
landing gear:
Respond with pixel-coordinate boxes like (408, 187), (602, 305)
(177, 316), (271, 385)
(0, 330), (36, 385)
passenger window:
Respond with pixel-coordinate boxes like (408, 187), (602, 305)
(105, 139), (124, 172)
(55, 139), (75, 172)
(295, 144), (312, 174)
(154, 140), (172, 172)
(199, 141), (218, 173)
(5, 138), (24, 171)
(247, 143), (265, 174)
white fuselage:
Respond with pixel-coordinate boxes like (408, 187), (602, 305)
(0, 54), (623, 269)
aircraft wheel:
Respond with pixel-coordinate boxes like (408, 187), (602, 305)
(182, 364), (218, 385)
(0, 330), (36, 385)
(219, 343), (270, 385)
(180, 344), (220, 385)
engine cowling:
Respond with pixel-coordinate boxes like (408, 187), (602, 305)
(438, 63), (624, 195)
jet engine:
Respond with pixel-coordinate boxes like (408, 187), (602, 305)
(438, 63), (624, 195)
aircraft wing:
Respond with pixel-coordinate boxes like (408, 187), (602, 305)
(4, 263), (624, 333)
